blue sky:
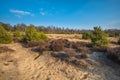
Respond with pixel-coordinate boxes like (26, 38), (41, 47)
(0, 0), (120, 29)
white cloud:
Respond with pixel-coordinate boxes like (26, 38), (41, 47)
(40, 11), (46, 16)
(10, 9), (34, 17)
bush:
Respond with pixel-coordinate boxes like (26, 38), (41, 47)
(38, 32), (48, 40)
(50, 39), (64, 51)
(34, 40), (50, 52)
(107, 47), (120, 64)
(118, 38), (120, 45)
(13, 30), (22, 37)
(82, 32), (92, 39)
(24, 25), (39, 41)
(90, 26), (109, 46)
(24, 25), (48, 42)
(0, 26), (12, 44)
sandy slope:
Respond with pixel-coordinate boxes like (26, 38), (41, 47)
(0, 43), (120, 80)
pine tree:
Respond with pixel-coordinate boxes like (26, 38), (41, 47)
(91, 26), (109, 46)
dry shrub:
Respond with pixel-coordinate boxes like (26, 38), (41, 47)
(0, 46), (14, 53)
(64, 49), (76, 57)
(76, 42), (89, 47)
(76, 47), (91, 54)
(34, 40), (50, 53)
(70, 42), (80, 49)
(50, 39), (64, 51)
(27, 41), (39, 47)
(92, 46), (108, 52)
(107, 47), (120, 64)
(27, 40), (47, 47)
(69, 41), (89, 49)
(13, 37), (22, 43)
(51, 52), (69, 61)
(75, 54), (88, 59)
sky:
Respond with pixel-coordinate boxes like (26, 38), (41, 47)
(0, 0), (120, 29)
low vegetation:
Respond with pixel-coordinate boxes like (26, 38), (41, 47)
(13, 30), (22, 38)
(0, 22), (120, 65)
(0, 26), (12, 44)
(24, 25), (48, 42)
(50, 39), (65, 51)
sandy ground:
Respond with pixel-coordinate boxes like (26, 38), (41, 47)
(0, 43), (120, 80)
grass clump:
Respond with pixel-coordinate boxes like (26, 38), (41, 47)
(0, 26), (12, 44)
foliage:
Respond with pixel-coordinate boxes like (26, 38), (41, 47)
(24, 25), (38, 41)
(0, 22), (12, 31)
(90, 26), (109, 46)
(24, 25), (48, 42)
(0, 26), (12, 44)
(82, 32), (92, 39)
(38, 32), (48, 40)
(13, 30), (22, 37)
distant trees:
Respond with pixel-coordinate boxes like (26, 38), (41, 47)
(105, 29), (120, 37)
(0, 22), (12, 31)
(0, 26), (12, 44)
(90, 26), (109, 46)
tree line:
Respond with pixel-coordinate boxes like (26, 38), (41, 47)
(0, 22), (120, 36)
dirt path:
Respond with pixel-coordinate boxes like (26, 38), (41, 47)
(0, 43), (120, 80)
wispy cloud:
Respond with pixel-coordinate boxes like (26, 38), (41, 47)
(40, 11), (46, 16)
(40, 8), (46, 16)
(10, 9), (34, 17)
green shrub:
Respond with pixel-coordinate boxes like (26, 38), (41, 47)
(0, 26), (12, 44)
(24, 25), (48, 42)
(38, 32), (48, 40)
(90, 26), (109, 46)
(82, 32), (92, 39)
(24, 25), (38, 41)
(13, 30), (22, 37)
